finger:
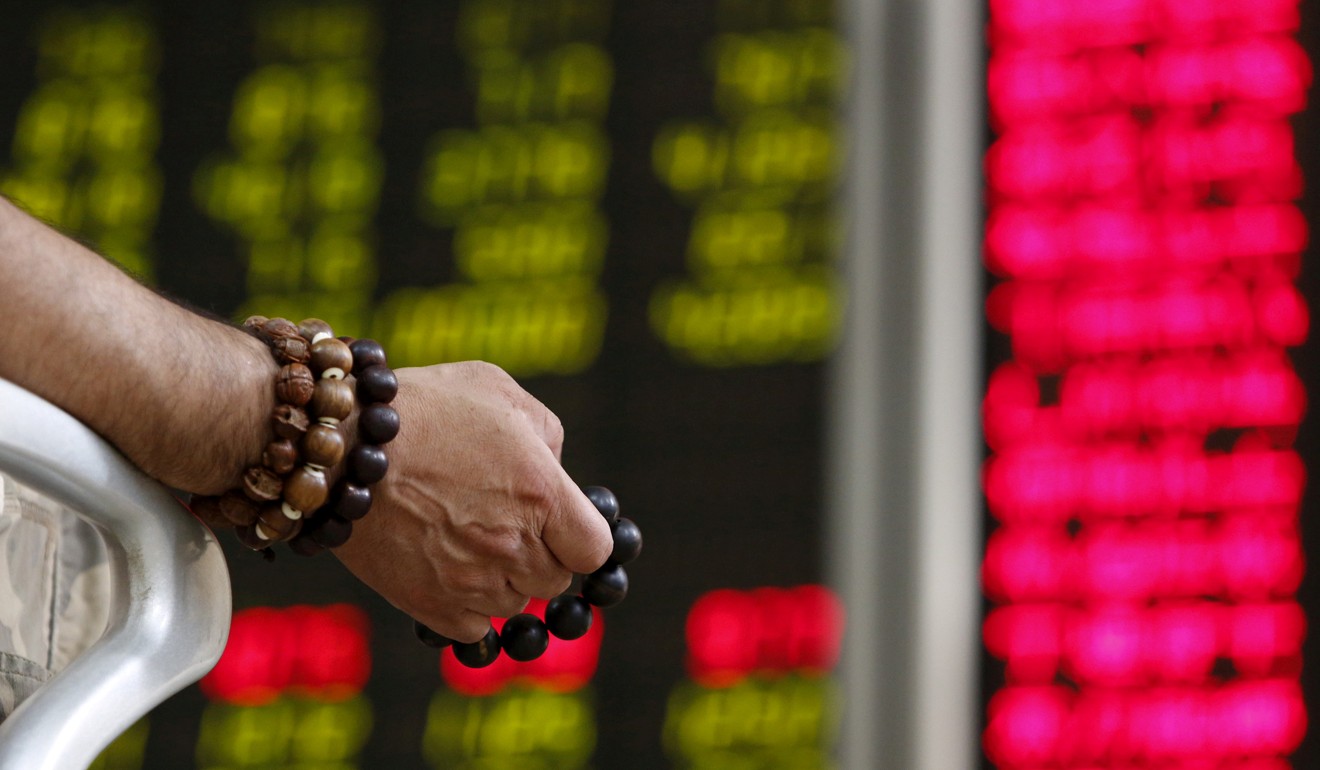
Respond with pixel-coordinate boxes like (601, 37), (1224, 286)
(527, 402), (565, 462)
(509, 547), (575, 600)
(468, 585), (531, 620)
(423, 609), (493, 645)
(541, 469), (613, 575)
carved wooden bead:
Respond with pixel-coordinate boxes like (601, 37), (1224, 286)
(349, 338), (387, 369)
(275, 363), (315, 406)
(284, 466), (330, 514)
(298, 318), (334, 343)
(356, 365), (398, 404)
(218, 490), (260, 527)
(310, 338), (353, 379)
(360, 403), (400, 445)
(256, 504), (302, 542)
(260, 317), (299, 341)
(235, 524), (267, 551)
(303, 425), (346, 468)
(348, 444), (389, 484)
(242, 466), (283, 502)
(262, 439), (299, 475)
(272, 335), (311, 365)
(246, 316), (295, 344)
(272, 404), (310, 439)
(310, 379), (354, 422)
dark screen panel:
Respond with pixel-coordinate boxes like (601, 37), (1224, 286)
(0, 2), (843, 768)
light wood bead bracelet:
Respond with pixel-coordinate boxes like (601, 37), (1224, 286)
(190, 317), (399, 559)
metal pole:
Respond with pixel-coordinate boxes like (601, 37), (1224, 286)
(828, 0), (981, 767)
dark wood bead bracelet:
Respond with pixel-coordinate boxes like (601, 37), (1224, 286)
(191, 317), (399, 560)
(286, 336), (401, 556)
(413, 486), (643, 667)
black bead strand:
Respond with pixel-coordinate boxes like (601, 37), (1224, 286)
(360, 403), (401, 444)
(311, 515), (353, 548)
(582, 562), (628, 608)
(545, 595), (593, 640)
(348, 338), (387, 370)
(348, 444), (389, 484)
(500, 614), (550, 662)
(452, 627), (502, 668)
(610, 518), (643, 564)
(583, 486), (619, 523)
(416, 485), (640, 666)
(356, 364), (398, 404)
(288, 533), (326, 557)
(332, 482), (373, 521)
(414, 620), (454, 649)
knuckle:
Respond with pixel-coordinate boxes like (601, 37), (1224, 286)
(517, 461), (562, 514)
(468, 360), (513, 386)
(477, 530), (525, 565)
(543, 412), (565, 447)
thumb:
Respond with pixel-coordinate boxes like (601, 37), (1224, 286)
(542, 470), (613, 574)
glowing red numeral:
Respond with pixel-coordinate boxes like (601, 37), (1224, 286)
(201, 604), (370, 705)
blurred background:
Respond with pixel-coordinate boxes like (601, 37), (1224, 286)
(0, 0), (1315, 768)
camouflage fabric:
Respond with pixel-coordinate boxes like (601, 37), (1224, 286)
(0, 472), (112, 721)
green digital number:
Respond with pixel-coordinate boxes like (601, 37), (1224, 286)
(423, 688), (595, 768)
(649, 267), (839, 366)
(2, 9), (161, 281)
(196, 695), (372, 768)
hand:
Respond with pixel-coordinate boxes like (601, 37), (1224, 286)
(332, 361), (613, 643)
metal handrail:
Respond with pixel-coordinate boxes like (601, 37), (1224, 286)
(0, 378), (231, 770)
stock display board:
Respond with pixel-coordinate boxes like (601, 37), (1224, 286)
(0, 1), (845, 768)
(981, 1), (1320, 768)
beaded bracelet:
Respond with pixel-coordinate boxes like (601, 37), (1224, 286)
(191, 317), (399, 559)
(413, 485), (643, 667)
(288, 337), (400, 556)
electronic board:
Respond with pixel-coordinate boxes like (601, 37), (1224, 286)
(0, 1), (846, 768)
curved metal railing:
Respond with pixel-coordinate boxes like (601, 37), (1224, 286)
(0, 378), (231, 770)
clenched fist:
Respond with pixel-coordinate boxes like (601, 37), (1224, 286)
(332, 361), (613, 642)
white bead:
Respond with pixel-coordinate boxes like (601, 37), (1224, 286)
(311, 332), (334, 344)
(322, 368), (346, 380)
(317, 416), (341, 427)
(255, 523), (274, 541)
(281, 502), (303, 520)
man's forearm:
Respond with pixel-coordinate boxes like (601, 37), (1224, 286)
(0, 197), (276, 494)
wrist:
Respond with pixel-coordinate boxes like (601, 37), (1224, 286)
(120, 321), (279, 495)
(191, 320), (399, 557)
(0, 198), (278, 494)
